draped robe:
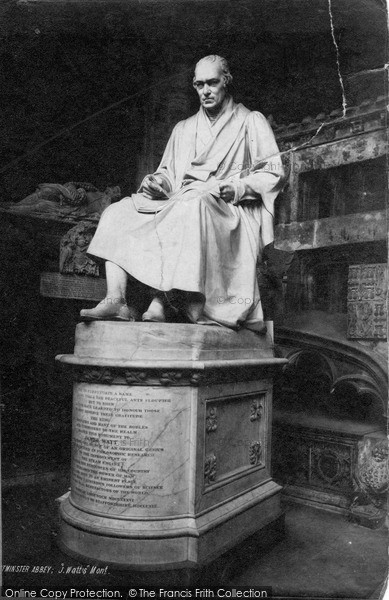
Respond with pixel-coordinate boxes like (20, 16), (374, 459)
(87, 97), (284, 330)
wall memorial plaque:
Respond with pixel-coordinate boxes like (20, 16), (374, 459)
(40, 272), (106, 301)
(347, 263), (387, 339)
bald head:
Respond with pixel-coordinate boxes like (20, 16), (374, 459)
(193, 55), (233, 87)
(192, 55), (232, 115)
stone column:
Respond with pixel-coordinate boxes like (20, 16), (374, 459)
(56, 322), (286, 571)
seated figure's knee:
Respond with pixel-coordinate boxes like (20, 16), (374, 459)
(181, 190), (216, 208)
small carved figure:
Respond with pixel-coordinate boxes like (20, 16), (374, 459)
(350, 438), (389, 526)
(353, 438), (389, 503)
(60, 222), (100, 277)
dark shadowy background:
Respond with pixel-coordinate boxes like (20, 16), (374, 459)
(0, 0), (386, 200)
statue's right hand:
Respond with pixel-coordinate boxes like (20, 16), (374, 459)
(141, 175), (168, 199)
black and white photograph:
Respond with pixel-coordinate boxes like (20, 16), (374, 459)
(0, 0), (388, 598)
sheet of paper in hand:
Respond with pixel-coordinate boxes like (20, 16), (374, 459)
(132, 193), (176, 213)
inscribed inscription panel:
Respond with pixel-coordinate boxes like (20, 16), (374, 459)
(40, 272), (106, 301)
(71, 383), (191, 517)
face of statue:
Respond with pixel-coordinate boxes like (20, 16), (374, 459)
(193, 61), (227, 113)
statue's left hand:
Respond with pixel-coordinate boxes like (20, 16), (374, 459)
(219, 181), (235, 203)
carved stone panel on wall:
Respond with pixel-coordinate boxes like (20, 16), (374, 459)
(273, 429), (354, 493)
(347, 263), (388, 339)
(272, 419), (383, 518)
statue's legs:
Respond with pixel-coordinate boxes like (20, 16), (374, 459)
(80, 261), (138, 321)
(80, 262), (205, 324)
(80, 261), (168, 322)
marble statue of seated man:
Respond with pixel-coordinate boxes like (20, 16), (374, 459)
(81, 54), (284, 332)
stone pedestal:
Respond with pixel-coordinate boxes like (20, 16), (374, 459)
(56, 323), (286, 571)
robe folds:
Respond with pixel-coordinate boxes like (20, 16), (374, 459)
(87, 97), (284, 330)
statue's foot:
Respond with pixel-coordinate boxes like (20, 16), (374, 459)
(80, 300), (139, 322)
(142, 296), (166, 322)
(185, 293), (204, 323)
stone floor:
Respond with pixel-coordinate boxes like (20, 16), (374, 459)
(2, 474), (388, 599)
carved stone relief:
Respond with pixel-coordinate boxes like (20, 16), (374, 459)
(311, 442), (352, 490)
(75, 366), (203, 387)
(347, 263), (387, 339)
(250, 398), (263, 421)
(204, 453), (217, 485)
(354, 437), (389, 502)
(350, 437), (389, 527)
(249, 441), (262, 466)
(206, 406), (218, 433)
(60, 221), (99, 277)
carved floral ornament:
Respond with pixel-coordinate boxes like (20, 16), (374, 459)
(124, 371), (147, 385)
(78, 367), (115, 385)
(159, 371), (183, 386)
(73, 366), (263, 386)
(249, 441), (262, 466)
(250, 398), (263, 421)
(206, 406), (218, 433)
(204, 453), (217, 485)
(75, 366), (203, 386)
